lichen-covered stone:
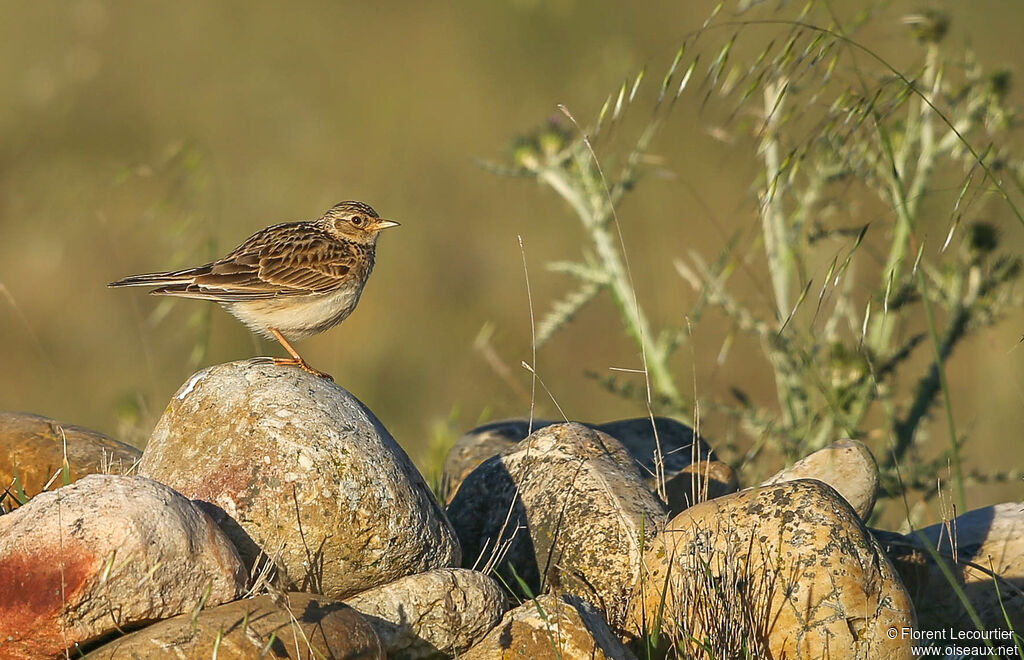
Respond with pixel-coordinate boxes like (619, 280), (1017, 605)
(877, 502), (1024, 633)
(763, 439), (879, 520)
(0, 411), (140, 509)
(0, 474), (246, 659)
(629, 480), (915, 659)
(84, 593), (384, 659)
(344, 568), (506, 659)
(138, 360), (460, 600)
(448, 422), (667, 627)
(443, 417), (722, 514)
(461, 594), (635, 660)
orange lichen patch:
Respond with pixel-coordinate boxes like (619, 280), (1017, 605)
(183, 456), (261, 510)
(0, 540), (95, 657)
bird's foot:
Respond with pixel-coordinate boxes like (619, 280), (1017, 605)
(272, 357), (334, 381)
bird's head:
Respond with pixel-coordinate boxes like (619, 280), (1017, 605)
(320, 200), (399, 245)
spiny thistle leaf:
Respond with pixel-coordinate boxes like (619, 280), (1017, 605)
(536, 281), (603, 347)
(546, 260), (610, 284)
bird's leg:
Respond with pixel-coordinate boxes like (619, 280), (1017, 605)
(269, 328), (333, 380)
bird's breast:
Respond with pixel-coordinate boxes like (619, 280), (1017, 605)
(224, 281), (366, 341)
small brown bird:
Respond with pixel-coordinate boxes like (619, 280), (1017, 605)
(109, 200), (399, 379)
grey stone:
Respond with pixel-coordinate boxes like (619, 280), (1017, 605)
(0, 474), (246, 659)
(876, 502), (1024, 633)
(345, 568), (507, 659)
(0, 410), (141, 510)
(139, 360), (460, 600)
(630, 480), (915, 659)
(447, 422), (667, 628)
(443, 417), (728, 515)
(762, 438), (880, 520)
(462, 594), (636, 660)
(84, 593), (384, 659)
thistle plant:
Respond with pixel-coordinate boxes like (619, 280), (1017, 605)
(485, 1), (1024, 518)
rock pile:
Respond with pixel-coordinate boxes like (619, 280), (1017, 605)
(5, 363), (1019, 658)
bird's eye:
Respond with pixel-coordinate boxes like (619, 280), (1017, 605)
(351, 216), (364, 226)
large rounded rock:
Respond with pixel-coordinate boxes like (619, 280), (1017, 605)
(629, 480), (914, 659)
(877, 502), (1024, 632)
(84, 593), (384, 659)
(344, 568), (506, 659)
(0, 411), (140, 509)
(447, 422), (667, 627)
(461, 594), (635, 660)
(138, 361), (460, 599)
(762, 438), (879, 520)
(0, 474), (245, 659)
(444, 417), (725, 514)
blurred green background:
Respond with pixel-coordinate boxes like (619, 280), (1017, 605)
(2, 1), (1022, 518)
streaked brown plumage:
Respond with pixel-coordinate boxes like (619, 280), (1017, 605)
(109, 200), (399, 379)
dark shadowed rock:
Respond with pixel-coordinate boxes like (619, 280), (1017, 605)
(0, 411), (140, 510)
(138, 361), (460, 600)
(84, 593), (384, 659)
(876, 502), (1024, 633)
(442, 420), (525, 499)
(0, 474), (245, 659)
(443, 417), (729, 514)
(447, 422), (667, 628)
(663, 458), (739, 514)
(629, 480), (914, 659)
(762, 438), (880, 520)
(461, 594), (636, 660)
(344, 568), (506, 659)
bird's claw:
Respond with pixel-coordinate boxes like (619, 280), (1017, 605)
(272, 357), (334, 381)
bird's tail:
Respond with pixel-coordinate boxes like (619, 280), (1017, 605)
(108, 267), (205, 288)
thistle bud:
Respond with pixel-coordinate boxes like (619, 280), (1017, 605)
(511, 137), (541, 172)
(904, 10), (949, 44)
(966, 221), (999, 257)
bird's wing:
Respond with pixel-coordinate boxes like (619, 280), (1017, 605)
(147, 223), (364, 302)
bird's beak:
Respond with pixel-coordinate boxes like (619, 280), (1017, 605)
(376, 219), (400, 230)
